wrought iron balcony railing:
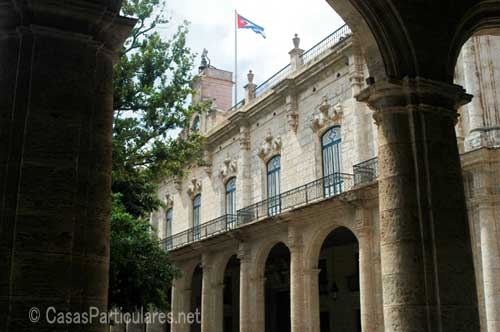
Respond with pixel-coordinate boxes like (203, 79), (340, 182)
(237, 172), (353, 225)
(163, 214), (237, 251)
(300, 24), (352, 65)
(161, 172), (356, 251)
(353, 157), (379, 185)
(227, 24), (352, 112)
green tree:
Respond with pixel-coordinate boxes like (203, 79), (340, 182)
(109, 193), (180, 311)
(113, 0), (206, 218)
(109, 0), (206, 311)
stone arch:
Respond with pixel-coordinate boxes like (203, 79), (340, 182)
(212, 248), (240, 285)
(178, 258), (202, 288)
(305, 223), (360, 271)
(324, 0), (412, 81)
(448, 1), (500, 81)
(254, 238), (290, 279)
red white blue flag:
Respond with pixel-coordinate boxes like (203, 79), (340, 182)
(237, 14), (266, 39)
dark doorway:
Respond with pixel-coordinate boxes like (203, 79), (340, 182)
(190, 264), (202, 332)
(223, 255), (240, 332)
(264, 243), (291, 332)
(317, 227), (360, 332)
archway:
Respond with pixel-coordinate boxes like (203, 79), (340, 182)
(223, 255), (240, 332)
(190, 264), (203, 332)
(316, 227), (360, 332)
(264, 242), (291, 332)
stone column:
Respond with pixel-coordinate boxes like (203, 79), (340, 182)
(171, 277), (191, 332)
(201, 255), (215, 332)
(213, 282), (225, 332)
(252, 276), (266, 332)
(304, 269), (321, 332)
(237, 126), (252, 213)
(358, 77), (480, 331)
(478, 203), (500, 332)
(462, 38), (486, 150)
(289, 228), (305, 332)
(357, 227), (378, 332)
(238, 244), (251, 332)
(0, 2), (134, 331)
(349, 37), (372, 164)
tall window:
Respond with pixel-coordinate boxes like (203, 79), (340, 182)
(193, 194), (201, 240)
(267, 155), (281, 216)
(165, 208), (173, 249)
(322, 126), (342, 197)
(225, 177), (237, 228)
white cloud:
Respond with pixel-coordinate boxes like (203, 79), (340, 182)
(162, 0), (344, 107)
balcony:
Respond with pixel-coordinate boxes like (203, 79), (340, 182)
(161, 157), (379, 251)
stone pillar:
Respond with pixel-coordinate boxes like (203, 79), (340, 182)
(213, 283), (225, 332)
(462, 38), (486, 150)
(304, 269), (321, 332)
(252, 276), (266, 332)
(171, 277), (191, 332)
(237, 125), (251, 209)
(357, 77), (480, 331)
(0, 2), (134, 331)
(289, 34), (304, 71)
(201, 255), (215, 332)
(358, 227), (378, 332)
(238, 244), (252, 332)
(478, 203), (500, 332)
(289, 228), (305, 332)
(349, 38), (372, 163)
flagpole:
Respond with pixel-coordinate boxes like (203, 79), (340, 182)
(234, 9), (238, 106)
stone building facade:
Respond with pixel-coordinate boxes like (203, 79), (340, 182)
(149, 26), (500, 332)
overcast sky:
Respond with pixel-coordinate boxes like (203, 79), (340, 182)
(163, 0), (344, 106)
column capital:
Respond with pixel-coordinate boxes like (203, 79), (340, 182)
(0, 0), (136, 54)
(356, 77), (472, 115)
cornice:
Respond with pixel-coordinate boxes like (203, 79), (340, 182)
(203, 36), (354, 148)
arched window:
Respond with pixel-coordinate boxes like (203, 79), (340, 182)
(267, 155), (281, 215)
(225, 177), (237, 228)
(321, 126), (342, 196)
(165, 208), (173, 249)
(193, 194), (201, 240)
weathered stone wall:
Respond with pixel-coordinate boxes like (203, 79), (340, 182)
(152, 37), (377, 236)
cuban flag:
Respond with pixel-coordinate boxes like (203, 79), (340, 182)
(237, 14), (266, 39)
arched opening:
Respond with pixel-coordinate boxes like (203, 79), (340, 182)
(190, 264), (203, 332)
(453, 32), (500, 153)
(317, 227), (360, 332)
(223, 255), (240, 332)
(264, 242), (291, 332)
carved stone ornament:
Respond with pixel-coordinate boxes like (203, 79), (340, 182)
(187, 178), (202, 198)
(312, 96), (343, 134)
(201, 151), (213, 177)
(164, 193), (174, 208)
(258, 130), (282, 161)
(286, 94), (299, 133)
(219, 154), (238, 181)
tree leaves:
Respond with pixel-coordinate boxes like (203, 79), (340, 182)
(109, 0), (207, 311)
